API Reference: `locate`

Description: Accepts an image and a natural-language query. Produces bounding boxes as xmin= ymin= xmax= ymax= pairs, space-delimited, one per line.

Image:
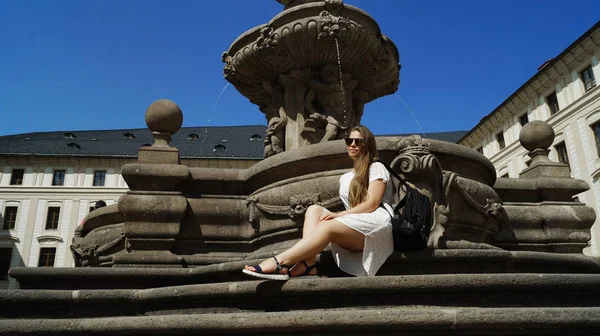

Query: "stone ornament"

xmin=223 ymin=0 xmax=400 ymax=153
xmin=144 ymin=99 xmax=183 ymax=147
xmin=390 ymin=135 xmax=503 ymax=249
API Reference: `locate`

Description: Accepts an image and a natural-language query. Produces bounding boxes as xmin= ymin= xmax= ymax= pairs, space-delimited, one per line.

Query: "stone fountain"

xmin=3 ymin=1 xmax=600 ymax=334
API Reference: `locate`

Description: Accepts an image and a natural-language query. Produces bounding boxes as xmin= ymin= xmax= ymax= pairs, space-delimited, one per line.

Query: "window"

xmin=500 ymin=173 xmax=509 ymax=178
xmin=38 ymin=248 xmax=56 ymax=267
xmin=554 ymin=141 xmax=570 ymax=169
xmin=581 ymin=65 xmax=596 ymax=92
xmin=250 ymin=134 xmax=262 ymax=141
xmin=52 ymin=170 xmax=66 ymax=186
xmin=10 ymin=169 xmax=24 ymax=185
xmin=123 ymin=132 xmax=135 ymax=139
xmin=67 ymin=142 xmax=81 ymax=149
xmin=592 ymin=121 xmax=600 ymax=157
xmin=496 ymin=132 xmax=505 ymax=150
xmin=476 ymin=147 xmax=483 ymax=154
xmin=2 ymin=206 xmax=18 ymax=230
xmin=93 ymin=171 xmax=106 ymax=186
xmin=0 ymin=248 xmax=12 ymax=280
xmin=63 ymin=132 xmax=76 ymax=139
xmin=519 ymin=113 xmax=529 ymax=126
xmin=213 ymin=144 xmax=226 ymax=152
xmin=187 ymin=133 xmax=199 ymax=140
xmin=45 ymin=207 xmax=60 ymax=230
xmin=546 ymin=92 xmax=560 ymax=115
xmin=89 ymin=206 xmax=95 ymax=213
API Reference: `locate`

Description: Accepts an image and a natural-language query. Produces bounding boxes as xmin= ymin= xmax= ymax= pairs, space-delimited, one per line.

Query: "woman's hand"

xmin=322 ymin=212 xmax=343 ymax=221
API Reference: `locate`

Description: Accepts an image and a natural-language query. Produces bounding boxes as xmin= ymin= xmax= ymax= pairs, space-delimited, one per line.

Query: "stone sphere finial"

xmin=145 ymin=100 xmax=183 ymax=147
xmin=519 ymin=120 xmax=555 ymax=152
xmin=145 ymin=100 xmax=183 ymax=134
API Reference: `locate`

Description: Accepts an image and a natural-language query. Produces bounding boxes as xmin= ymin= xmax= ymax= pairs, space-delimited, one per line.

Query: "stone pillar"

xmin=116 ymin=100 xmax=190 ymax=267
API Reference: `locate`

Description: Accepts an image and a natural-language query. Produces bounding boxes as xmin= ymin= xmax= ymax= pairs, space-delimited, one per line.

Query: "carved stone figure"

xmin=261 ymin=81 xmax=287 ymax=157
xmin=289 ymin=193 xmax=320 ymax=219
xmin=305 ymin=64 xmax=358 ymax=142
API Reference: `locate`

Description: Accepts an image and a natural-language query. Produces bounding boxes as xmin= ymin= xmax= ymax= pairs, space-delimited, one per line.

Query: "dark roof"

xmin=0 ymin=126 xmax=268 ymax=159
xmin=0 ymin=127 xmax=467 ymax=159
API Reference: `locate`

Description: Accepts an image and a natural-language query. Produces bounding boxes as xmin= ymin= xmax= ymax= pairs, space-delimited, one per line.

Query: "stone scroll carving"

xmin=390 ymin=135 xmax=448 ymax=249
xmin=391 ymin=135 xmax=503 ymax=249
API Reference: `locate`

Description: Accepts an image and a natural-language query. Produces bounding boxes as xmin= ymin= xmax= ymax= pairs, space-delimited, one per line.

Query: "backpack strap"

xmin=374 ymin=159 xmax=406 ymax=185
xmin=374 ymin=159 xmax=408 ymax=213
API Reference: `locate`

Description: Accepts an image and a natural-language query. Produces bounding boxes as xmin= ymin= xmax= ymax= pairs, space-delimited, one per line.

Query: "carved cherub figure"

xmin=305 ymin=64 xmax=358 ymax=142
xmin=261 ymin=81 xmax=287 ymax=157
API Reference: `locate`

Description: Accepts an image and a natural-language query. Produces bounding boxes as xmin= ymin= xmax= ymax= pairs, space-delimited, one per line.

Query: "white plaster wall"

xmin=0 ymin=167 xmax=10 ymax=186
xmin=28 ymin=200 xmax=47 ymax=266
xmin=65 ymin=168 xmax=75 ymax=186
xmin=23 ymin=167 xmax=33 ymax=186
xmin=83 ymin=168 xmax=93 ymax=186
xmin=41 ymin=167 xmax=53 ymax=187
xmin=56 ymin=200 xmax=72 ymax=267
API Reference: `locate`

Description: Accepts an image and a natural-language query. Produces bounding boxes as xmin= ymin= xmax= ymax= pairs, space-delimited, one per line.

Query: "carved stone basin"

xmin=223 ymin=0 xmax=399 ymax=106
xmin=222 ymin=0 xmax=400 ymax=152
xmin=73 ymin=134 xmax=508 ymax=267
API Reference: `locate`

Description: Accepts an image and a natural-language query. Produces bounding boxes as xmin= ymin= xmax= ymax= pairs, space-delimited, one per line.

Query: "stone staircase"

xmin=2 ymin=273 xmax=600 ymax=335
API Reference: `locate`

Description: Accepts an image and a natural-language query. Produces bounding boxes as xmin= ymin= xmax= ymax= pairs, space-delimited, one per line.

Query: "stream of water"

xmin=334 ymin=38 xmax=348 ymax=134
xmin=394 ymin=93 xmax=425 ymax=137
xmin=200 ymin=83 xmax=230 ymax=157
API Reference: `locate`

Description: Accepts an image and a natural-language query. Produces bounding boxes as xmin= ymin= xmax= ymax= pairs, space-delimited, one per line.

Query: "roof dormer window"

xmin=250 ymin=134 xmax=262 ymax=141
xmin=63 ymin=132 xmax=76 ymax=139
xmin=67 ymin=142 xmax=81 ymax=149
xmin=188 ymin=133 xmax=199 ymax=140
xmin=123 ymin=132 xmax=135 ymax=139
xmin=213 ymin=144 xmax=226 ymax=152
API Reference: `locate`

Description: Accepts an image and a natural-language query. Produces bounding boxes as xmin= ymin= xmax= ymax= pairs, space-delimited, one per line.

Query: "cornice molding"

xmin=37 ymin=235 xmax=63 ymax=243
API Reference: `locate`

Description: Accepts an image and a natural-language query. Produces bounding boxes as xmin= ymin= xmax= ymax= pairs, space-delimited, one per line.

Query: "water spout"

xmin=394 ymin=93 xmax=425 ymax=137
xmin=334 ymin=38 xmax=347 ymax=134
xmin=200 ymin=83 xmax=230 ymax=157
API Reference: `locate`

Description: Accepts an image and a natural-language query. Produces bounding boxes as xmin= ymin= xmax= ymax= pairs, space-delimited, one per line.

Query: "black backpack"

xmin=375 ymin=160 xmax=433 ymax=250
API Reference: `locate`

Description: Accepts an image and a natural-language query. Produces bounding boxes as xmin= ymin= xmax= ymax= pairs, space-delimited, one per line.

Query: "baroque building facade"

xmin=0 ymin=126 xmax=267 ymax=289
xmin=459 ymin=21 xmax=600 ymax=255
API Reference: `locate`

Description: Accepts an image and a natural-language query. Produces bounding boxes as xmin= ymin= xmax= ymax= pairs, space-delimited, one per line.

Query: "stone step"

xmin=2 ymin=273 xmax=600 ymax=319
xmin=1 ymin=307 xmax=600 ymax=335
xmin=10 ymin=250 xmax=600 ymax=290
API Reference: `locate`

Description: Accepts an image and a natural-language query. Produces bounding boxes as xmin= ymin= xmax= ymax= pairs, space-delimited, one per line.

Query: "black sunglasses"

xmin=344 ymin=137 xmax=365 ymax=146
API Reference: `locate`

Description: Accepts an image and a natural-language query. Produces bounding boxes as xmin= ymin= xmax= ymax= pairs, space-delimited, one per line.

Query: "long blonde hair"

xmin=348 ymin=125 xmax=378 ymax=207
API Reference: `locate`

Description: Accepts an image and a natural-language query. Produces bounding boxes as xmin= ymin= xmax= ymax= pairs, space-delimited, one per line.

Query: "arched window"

xmin=123 ymin=132 xmax=135 ymax=139
xmin=63 ymin=132 xmax=76 ymax=139
xmin=67 ymin=142 xmax=81 ymax=150
xmin=250 ymin=134 xmax=262 ymax=141
xmin=188 ymin=133 xmax=199 ymax=140
xmin=213 ymin=144 xmax=226 ymax=152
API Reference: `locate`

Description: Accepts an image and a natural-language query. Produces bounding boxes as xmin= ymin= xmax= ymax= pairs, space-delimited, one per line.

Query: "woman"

xmin=243 ymin=125 xmax=394 ymax=279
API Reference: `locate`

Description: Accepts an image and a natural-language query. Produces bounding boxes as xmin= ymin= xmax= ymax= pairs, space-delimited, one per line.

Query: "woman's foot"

xmin=289 ymin=260 xmax=318 ymax=278
xmin=242 ymin=256 xmax=291 ymax=280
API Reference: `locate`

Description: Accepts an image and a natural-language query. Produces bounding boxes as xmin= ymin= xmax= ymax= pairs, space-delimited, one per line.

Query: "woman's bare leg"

xmin=245 ymin=219 xmax=364 ymax=274
xmin=288 ymin=205 xmax=330 ymax=276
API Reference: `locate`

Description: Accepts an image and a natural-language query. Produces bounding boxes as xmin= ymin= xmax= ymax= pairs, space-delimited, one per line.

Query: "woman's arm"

xmin=323 ymin=179 xmax=386 ymax=220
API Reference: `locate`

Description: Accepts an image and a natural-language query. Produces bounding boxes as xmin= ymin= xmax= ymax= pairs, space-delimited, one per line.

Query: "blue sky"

xmin=1 ymin=0 xmax=599 ymax=137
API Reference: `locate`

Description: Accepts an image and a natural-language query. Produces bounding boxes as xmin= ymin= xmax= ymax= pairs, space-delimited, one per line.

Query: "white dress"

xmin=330 ymin=161 xmax=394 ymax=276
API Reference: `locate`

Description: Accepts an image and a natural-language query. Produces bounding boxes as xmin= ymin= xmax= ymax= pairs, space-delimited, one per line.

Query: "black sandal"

xmin=292 ymin=261 xmax=318 ymax=278
xmin=242 ymin=256 xmax=291 ymax=280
